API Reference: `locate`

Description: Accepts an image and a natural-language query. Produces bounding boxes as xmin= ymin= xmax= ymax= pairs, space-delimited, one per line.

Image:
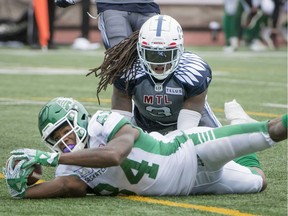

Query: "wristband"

xmin=177 ymin=109 xmax=201 ymax=130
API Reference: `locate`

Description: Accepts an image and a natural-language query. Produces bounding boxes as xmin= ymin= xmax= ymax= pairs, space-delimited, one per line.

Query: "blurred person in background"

xmin=70 ymin=0 xmax=101 ymax=50
xmin=222 ymin=0 xmax=243 ymax=52
xmin=266 ymin=0 xmax=286 ymax=48
xmin=0 ymin=0 xmax=55 ymax=50
xmin=242 ymin=0 xmax=276 ymax=51
xmin=55 ymin=0 xmax=160 ymax=49
xmin=279 ymin=0 xmax=288 ymax=42
xmin=223 ymin=0 xmax=278 ymax=52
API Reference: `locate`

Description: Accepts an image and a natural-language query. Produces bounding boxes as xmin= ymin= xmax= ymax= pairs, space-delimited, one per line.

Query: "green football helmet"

xmin=38 ymin=97 xmax=90 ymax=153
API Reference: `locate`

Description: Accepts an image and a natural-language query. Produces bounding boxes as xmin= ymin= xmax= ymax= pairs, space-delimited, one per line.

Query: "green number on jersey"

xmin=121 ymin=159 xmax=159 ymax=184
xmin=92 ymin=159 xmax=159 ymax=195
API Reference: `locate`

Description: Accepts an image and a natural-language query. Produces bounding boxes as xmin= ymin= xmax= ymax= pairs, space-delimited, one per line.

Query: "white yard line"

xmin=194 ymin=51 xmax=287 ymax=58
xmin=0 ymin=49 xmax=104 ymax=57
xmin=0 ymin=67 xmax=226 ymax=76
xmin=262 ymin=103 xmax=288 ymax=109
xmin=215 ymin=77 xmax=287 ymax=87
xmin=0 ymin=66 xmax=286 ymax=91
xmin=0 ymin=67 xmax=89 ymax=75
xmin=0 ymin=98 xmax=108 ymax=110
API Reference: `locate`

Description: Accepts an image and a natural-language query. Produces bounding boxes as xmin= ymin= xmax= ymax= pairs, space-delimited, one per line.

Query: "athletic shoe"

xmin=71 ymin=37 xmax=100 ymax=50
xmin=250 ymin=39 xmax=267 ymax=52
xmin=225 ymin=99 xmax=258 ymax=125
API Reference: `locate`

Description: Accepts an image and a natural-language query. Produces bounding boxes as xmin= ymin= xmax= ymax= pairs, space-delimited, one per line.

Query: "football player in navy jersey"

xmin=88 ymin=15 xmax=270 ymax=191
xmin=89 ymin=15 xmax=221 ymax=134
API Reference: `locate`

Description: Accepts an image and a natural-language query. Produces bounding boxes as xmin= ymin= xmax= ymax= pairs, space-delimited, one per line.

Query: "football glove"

xmin=3 ymin=156 xmax=34 ymax=199
xmin=55 ymin=0 xmax=75 ymax=8
xmin=11 ymin=148 xmax=59 ymax=168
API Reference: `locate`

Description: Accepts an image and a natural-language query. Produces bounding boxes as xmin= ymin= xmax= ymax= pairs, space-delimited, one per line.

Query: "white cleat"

xmin=224 ymin=99 xmax=258 ymax=125
xmin=71 ymin=37 xmax=101 ymax=50
xmin=249 ymin=39 xmax=267 ymax=52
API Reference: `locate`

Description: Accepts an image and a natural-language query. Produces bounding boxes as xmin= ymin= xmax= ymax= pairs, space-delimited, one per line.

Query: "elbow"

xmin=109 ymin=151 xmax=128 ymax=166
xmin=111 ymin=154 xmax=126 ymax=166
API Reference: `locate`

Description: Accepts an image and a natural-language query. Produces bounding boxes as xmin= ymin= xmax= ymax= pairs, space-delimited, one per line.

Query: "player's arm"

xmin=111 ymin=85 xmax=133 ymax=114
xmin=4 ymin=158 xmax=88 ymax=199
xmin=59 ymin=124 xmax=138 ymax=167
xmin=15 ymin=124 xmax=138 ymax=168
xmin=25 ymin=175 xmax=88 ymax=199
xmin=182 ymin=89 xmax=207 ymax=112
xmin=12 ymin=122 xmax=138 ymax=169
xmin=177 ymin=89 xmax=207 ymax=130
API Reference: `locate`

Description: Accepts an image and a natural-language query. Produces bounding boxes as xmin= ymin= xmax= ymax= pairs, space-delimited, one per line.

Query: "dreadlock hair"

xmin=87 ymin=30 xmax=140 ymax=104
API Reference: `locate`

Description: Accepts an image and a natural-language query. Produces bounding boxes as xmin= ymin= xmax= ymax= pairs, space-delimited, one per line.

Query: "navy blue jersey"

xmin=114 ymin=51 xmax=212 ymax=133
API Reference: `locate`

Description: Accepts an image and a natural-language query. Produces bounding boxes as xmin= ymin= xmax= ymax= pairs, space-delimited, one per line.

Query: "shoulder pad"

xmin=174 ymin=52 xmax=211 ymax=86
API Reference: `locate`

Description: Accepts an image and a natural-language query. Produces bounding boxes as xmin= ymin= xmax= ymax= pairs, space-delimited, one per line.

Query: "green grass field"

xmin=0 ymin=46 xmax=287 ymax=216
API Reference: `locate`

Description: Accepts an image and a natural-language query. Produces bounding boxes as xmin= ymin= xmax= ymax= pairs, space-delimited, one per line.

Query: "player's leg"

xmin=224 ymin=99 xmax=267 ymax=190
xmin=188 ymin=113 xmax=287 ymax=171
xmin=98 ymin=10 xmax=133 ymax=49
xmin=130 ymin=12 xmax=158 ymax=32
xmin=191 ymin=160 xmax=263 ymax=194
xmin=233 ymin=154 xmax=267 ymax=190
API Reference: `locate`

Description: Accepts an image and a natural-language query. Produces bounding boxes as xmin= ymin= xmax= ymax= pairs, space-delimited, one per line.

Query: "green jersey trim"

xmin=133 ymin=130 xmax=189 ymax=156
xmin=188 ymin=122 xmax=269 ymax=145
xmin=107 ymin=118 xmax=131 ymax=142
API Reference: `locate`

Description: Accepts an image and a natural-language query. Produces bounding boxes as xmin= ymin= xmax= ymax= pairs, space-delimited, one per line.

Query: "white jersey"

xmin=55 ymin=111 xmax=267 ymax=195
xmin=56 ymin=110 xmax=198 ymax=196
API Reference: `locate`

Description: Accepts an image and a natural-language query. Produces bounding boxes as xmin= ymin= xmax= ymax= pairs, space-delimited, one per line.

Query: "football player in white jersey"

xmin=88 ymin=15 xmax=268 ymax=191
xmin=4 ymin=97 xmax=287 ymax=199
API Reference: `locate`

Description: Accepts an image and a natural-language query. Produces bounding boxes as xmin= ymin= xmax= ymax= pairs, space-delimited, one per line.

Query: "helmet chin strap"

xmin=148 ymin=74 xmax=167 ymax=92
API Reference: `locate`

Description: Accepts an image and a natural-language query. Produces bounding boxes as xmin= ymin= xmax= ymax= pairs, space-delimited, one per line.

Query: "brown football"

xmin=14 ymin=160 xmax=43 ymax=186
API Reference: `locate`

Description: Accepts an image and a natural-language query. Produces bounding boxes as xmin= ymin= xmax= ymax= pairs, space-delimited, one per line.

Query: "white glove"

xmin=3 ymin=156 xmax=34 ymax=199
xmin=11 ymin=148 xmax=59 ymax=168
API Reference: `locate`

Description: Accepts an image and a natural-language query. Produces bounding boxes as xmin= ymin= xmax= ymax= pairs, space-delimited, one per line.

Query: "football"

xmin=14 ymin=160 xmax=43 ymax=186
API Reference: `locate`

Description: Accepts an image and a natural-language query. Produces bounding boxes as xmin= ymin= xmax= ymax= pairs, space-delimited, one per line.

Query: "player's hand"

xmin=3 ymin=156 xmax=34 ymax=199
xmin=55 ymin=0 xmax=75 ymax=8
xmin=11 ymin=148 xmax=59 ymax=168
